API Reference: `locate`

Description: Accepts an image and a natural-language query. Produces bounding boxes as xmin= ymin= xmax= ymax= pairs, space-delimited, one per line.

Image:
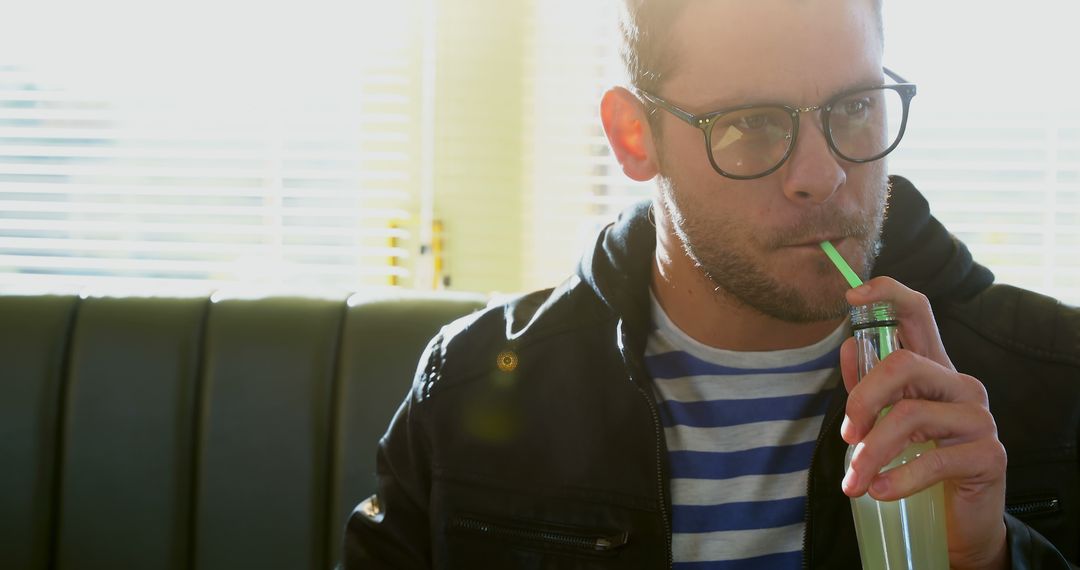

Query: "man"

xmin=345 ymin=0 xmax=1079 ymax=567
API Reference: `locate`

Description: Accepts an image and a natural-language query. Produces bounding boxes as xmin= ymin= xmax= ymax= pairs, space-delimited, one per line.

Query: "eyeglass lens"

xmin=708 ymin=87 xmax=905 ymax=177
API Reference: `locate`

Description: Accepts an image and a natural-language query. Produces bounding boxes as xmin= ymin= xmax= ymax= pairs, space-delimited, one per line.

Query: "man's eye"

xmin=841 ymin=98 xmax=872 ymax=118
xmin=734 ymin=113 xmax=771 ymax=131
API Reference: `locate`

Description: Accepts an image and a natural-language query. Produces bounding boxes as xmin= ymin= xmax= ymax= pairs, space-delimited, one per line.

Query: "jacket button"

xmin=496 ymin=350 xmax=518 ymax=372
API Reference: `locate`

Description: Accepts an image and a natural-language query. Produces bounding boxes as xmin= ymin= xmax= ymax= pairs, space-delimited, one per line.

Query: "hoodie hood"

xmin=576 ymin=175 xmax=995 ymax=326
xmin=872 ymin=176 xmax=995 ymax=300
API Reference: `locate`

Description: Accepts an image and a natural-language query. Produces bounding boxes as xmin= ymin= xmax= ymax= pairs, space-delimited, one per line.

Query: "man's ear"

xmin=600 ymin=87 xmax=660 ymax=182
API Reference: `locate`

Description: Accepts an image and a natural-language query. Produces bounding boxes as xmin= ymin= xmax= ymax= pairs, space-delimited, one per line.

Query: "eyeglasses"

xmin=637 ymin=67 xmax=917 ymax=180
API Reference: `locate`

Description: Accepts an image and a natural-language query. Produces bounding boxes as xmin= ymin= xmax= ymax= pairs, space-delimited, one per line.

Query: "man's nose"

xmin=779 ymin=116 xmax=846 ymax=204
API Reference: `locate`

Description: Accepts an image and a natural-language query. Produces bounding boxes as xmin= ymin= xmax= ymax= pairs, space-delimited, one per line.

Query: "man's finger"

xmin=842 ymin=398 xmax=997 ymax=496
xmin=863 ymin=439 xmax=1008 ymax=502
xmin=845 ymin=276 xmax=954 ymax=371
xmin=839 ymin=336 xmax=859 ymax=393
xmin=843 ymin=351 xmax=988 ymax=443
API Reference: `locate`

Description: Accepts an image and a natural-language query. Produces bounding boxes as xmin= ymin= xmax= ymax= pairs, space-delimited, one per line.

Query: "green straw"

xmin=819 ymin=241 xmax=863 ymax=288
xmin=820 ymin=240 xmax=893 ymax=383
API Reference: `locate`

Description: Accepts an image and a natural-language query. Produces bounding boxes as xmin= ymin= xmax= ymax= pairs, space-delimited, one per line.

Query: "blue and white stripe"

xmin=646 ymin=293 xmax=846 ymax=569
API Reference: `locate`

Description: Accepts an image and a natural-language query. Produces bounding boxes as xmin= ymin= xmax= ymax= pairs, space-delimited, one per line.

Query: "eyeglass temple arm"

xmin=883 ymin=66 xmax=910 ymax=84
xmin=637 ymin=90 xmax=699 ymax=125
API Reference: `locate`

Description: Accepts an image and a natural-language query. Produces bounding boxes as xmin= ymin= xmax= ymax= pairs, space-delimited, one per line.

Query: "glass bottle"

xmin=846 ymin=301 xmax=949 ymax=569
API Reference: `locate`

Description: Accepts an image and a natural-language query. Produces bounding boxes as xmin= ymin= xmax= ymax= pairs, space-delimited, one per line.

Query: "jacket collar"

xmin=576 ymin=174 xmax=996 ymax=327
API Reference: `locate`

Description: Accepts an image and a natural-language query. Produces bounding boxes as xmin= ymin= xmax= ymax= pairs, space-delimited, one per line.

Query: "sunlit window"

xmin=883 ymin=1 xmax=1080 ymax=304
xmin=0 ymin=0 xmax=425 ymax=295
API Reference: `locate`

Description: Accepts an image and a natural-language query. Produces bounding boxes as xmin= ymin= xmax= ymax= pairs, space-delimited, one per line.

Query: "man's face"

xmin=652 ymin=0 xmax=889 ymax=323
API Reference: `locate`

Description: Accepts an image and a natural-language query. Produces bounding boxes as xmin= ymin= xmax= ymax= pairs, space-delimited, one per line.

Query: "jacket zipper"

xmin=1005 ymin=497 xmax=1060 ymax=518
xmin=801 ymin=388 xmax=846 ymax=570
xmin=618 ymin=320 xmax=673 ymax=569
xmin=448 ymin=516 xmax=628 ymax=552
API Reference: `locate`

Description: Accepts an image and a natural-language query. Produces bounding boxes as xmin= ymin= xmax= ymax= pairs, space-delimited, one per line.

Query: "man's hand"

xmin=839 ymin=276 xmax=1009 ymax=570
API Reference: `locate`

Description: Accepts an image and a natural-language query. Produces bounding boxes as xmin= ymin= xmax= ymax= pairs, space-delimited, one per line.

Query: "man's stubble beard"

xmin=656 ymin=171 xmax=889 ymax=324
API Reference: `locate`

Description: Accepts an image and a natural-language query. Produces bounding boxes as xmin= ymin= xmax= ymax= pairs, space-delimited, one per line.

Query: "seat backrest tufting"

xmin=0 ymin=292 xmax=485 ymax=570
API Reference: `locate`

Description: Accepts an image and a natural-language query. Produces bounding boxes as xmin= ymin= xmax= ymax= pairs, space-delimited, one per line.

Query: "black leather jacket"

xmin=345 ymin=176 xmax=1079 ymax=569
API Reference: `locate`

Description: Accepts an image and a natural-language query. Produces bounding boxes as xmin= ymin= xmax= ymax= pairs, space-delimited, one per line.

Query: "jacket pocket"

xmin=445 ymin=513 xmax=629 ymax=568
xmin=449 ymin=514 xmax=629 ymax=553
xmin=1005 ymin=495 xmax=1061 ymax=520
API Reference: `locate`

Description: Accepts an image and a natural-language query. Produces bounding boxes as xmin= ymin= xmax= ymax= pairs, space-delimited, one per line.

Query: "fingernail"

xmin=842 ymin=468 xmax=858 ymax=492
xmin=840 ymin=415 xmax=856 ymax=443
xmin=852 ymin=283 xmax=871 ymax=295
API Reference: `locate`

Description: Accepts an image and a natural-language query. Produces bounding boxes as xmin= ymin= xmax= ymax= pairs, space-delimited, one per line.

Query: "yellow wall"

xmin=431 ymin=0 xmax=529 ymax=294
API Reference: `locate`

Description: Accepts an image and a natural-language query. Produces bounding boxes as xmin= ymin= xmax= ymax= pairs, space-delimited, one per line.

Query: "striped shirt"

xmin=645 ymin=293 xmax=845 ymax=569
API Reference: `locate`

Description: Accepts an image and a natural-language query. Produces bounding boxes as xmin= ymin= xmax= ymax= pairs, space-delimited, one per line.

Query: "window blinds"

xmin=0 ymin=1 xmax=423 ymax=295
xmin=883 ymin=1 xmax=1080 ymax=305
xmin=523 ymin=0 xmax=652 ymax=289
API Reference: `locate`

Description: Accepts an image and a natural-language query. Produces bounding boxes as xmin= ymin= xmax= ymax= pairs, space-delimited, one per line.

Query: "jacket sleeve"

xmin=1006 ymin=513 xmax=1079 ymax=569
xmin=342 ymin=337 xmax=441 ymax=569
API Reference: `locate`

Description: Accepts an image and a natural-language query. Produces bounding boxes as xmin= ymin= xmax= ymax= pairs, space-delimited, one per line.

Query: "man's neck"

xmin=650 ymin=247 xmax=845 ymax=352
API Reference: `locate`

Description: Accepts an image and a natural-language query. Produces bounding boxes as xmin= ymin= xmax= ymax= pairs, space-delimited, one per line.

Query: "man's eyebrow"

xmin=831 ymin=74 xmax=890 ymax=95
xmin=694 ymin=74 xmax=886 ymax=112
xmin=691 ymin=92 xmax=759 ymax=113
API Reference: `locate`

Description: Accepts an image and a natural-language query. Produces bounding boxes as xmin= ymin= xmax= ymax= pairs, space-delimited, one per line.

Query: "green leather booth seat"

xmin=0 ymin=291 xmax=487 ymax=570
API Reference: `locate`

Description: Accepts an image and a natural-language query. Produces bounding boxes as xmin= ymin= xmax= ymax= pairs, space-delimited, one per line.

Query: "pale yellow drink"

xmin=847 ymin=301 xmax=949 ymax=569
xmin=846 ymin=441 xmax=949 ymax=569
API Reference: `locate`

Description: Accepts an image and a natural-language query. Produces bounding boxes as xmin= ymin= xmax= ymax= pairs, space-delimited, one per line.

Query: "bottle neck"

xmin=850 ymin=301 xmax=901 ymax=379
xmin=850 ymin=301 xmax=897 ymax=330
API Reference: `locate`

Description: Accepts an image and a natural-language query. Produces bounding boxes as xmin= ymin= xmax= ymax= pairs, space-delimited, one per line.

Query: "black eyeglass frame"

xmin=637 ymin=67 xmax=917 ymax=180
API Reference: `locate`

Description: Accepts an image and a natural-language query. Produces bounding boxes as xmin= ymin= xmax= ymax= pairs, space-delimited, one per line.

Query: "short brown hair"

xmin=617 ymin=0 xmax=690 ymax=96
xmin=618 ymin=0 xmax=884 ymax=95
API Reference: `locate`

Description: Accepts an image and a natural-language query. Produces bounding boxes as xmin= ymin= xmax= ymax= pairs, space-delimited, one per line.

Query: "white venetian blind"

xmin=523 ymin=0 xmax=652 ymax=289
xmin=0 ymin=0 xmax=425 ymax=295
xmin=883 ymin=0 xmax=1080 ymax=305
xmin=524 ymin=0 xmax=1080 ymax=306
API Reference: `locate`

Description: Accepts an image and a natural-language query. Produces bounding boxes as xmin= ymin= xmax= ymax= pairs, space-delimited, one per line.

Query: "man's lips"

xmin=786 ymin=236 xmax=847 ymax=248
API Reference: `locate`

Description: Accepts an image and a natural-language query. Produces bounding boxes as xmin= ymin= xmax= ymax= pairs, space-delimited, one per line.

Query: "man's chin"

xmin=767 ymin=267 xmax=854 ymax=322
xmin=689 ymin=240 xmax=864 ymax=323
xmin=764 ymin=293 xmax=850 ymax=324
xmin=799 ymin=291 xmax=853 ymax=322
xmin=709 ymin=273 xmax=851 ymax=324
